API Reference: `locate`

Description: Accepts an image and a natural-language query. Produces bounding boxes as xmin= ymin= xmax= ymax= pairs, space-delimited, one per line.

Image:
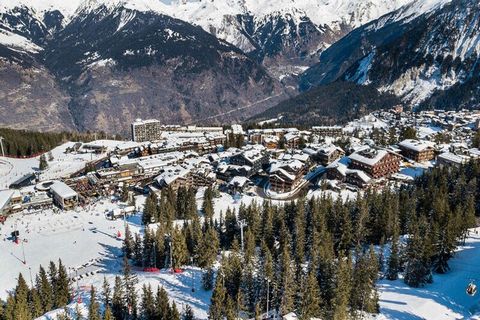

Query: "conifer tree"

xmin=36 ymin=265 xmax=53 ymax=313
xmin=332 ymin=255 xmax=352 ymax=320
xmin=141 ymin=284 xmax=155 ymax=320
xmin=183 ymin=304 xmax=194 ymax=320
xmin=172 ymin=228 xmax=188 ymax=270
xmin=155 ymin=287 xmax=170 ymax=320
xmin=13 ymin=273 xmax=31 ymax=320
xmin=202 ymin=187 xmax=215 ymax=221
xmin=122 ymin=257 xmax=138 ymax=319
xmin=209 ymin=269 xmax=226 ymax=320
xmin=124 ymin=225 xmax=134 ymax=259
xmin=29 ymin=288 xmax=44 ymax=318
xmin=56 ymin=260 xmax=71 ymax=307
xmin=39 ymin=154 xmax=48 ymax=171
xmin=112 ymin=276 xmax=124 ymax=320
xmin=143 ymin=193 xmax=157 ymax=225
xmin=4 ymin=293 xmax=15 ymax=320
xmin=102 ymin=277 xmax=111 ymax=307
xmin=300 ymin=269 xmax=323 ymax=319
xmin=103 ymin=306 xmax=113 ymax=320
xmin=386 ymin=216 xmax=401 ymax=281
xmin=169 ymin=302 xmax=181 ymax=320
xmin=88 ymin=286 xmax=101 ymax=320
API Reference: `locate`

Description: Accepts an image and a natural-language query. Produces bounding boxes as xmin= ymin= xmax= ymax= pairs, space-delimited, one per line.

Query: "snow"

xmin=379 ymin=228 xmax=480 ymax=320
xmin=0 ymin=29 xmax=42 ymax=53
xmin=0 ymin=196 xmax=212 ymax=319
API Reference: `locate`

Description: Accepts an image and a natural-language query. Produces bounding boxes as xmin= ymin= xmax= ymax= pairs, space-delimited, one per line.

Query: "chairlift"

xmin=467 ymin=280 xmax=477 ymax=296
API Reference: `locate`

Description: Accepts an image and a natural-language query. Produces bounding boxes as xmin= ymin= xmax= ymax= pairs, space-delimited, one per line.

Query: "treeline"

xmin=0 ymin=128 xmax=119 ymax=157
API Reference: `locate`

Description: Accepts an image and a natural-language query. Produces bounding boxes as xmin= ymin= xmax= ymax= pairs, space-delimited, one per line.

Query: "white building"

xmin=50 ymin=182 xmax=78 ymax=209
xmin=131 ymin=119 xmax=163 ymax=142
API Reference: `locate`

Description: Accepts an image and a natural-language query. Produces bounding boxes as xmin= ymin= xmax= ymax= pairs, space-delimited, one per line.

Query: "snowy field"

xmin=0 ymin=141 xmax=109 ymax=189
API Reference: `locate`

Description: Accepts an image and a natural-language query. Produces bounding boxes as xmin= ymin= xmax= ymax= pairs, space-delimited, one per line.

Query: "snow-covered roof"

xmin=437 ymin=152 xmax=469 ymax=165
xmin=398 ymin=139 xmax=435 ymax=152
xmin=0 ymin=190 xmax=14 ymax=211
xmin=50 ymin=182 xmax=77 ymax=199
xmin=228 ymin=176 xmax=250 ymax=188
xmin=349 ymin=149 xmax=389 ymax=166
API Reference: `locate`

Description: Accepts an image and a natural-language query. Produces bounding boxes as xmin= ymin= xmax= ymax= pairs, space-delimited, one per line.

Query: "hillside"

xmin=251 ymin=81 xmax=401 ymax=125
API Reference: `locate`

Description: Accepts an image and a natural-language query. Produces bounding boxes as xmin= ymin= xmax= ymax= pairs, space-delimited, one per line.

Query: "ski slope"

xmin=379 ymin=228 xmax=480 ymax=320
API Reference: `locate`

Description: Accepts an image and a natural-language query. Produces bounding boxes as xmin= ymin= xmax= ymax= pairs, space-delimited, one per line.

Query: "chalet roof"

xmin=349 ymin=149 xmax=389 ymax=166
xmin=398 ymin=139 xmax=435 ymax=152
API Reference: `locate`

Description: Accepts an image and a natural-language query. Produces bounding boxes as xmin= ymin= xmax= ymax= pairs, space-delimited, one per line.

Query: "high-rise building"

xmin=131 ymin=119 xmax=162 ymax=142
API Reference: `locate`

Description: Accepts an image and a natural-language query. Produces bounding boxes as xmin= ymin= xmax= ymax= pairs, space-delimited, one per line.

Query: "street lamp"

xmin=238 ymin=219 xmax=247 ymax=252
xmin=266 ymin=278 xmax=271 ymax=319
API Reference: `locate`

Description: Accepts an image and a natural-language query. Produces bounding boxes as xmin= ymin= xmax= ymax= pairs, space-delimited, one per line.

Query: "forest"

xmin=1 ymin=161 xmax=479 ymax=319
xmin=0 ymin=128 xmax=117 ymax=157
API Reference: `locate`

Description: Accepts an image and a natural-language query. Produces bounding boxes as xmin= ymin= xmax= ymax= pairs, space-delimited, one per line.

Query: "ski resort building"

xmin=398 ymin=139 xmax=435 ymax=162
xmin=349 ymin=148 xmax=400 ymax=179
xmin=131 ymin=119 xmax=163 ymax=142
xmin=50 ymin=182 xmax=78 ymax=209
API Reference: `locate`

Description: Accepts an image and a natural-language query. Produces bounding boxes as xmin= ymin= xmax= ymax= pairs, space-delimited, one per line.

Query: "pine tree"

xmin=172 ymin=228 xmax=188 ymax=270
xmin=278 ymin=240 xmax=295 ymax=316
xmin=202 ymin=187 xmax=215 ymax=221
xmin=209 ymin=270 xmax=226 ymax=320
xmin=404 ymin=218 xmax=432 ymax=288
xmin=141 ymin=284 xmax=155 ymax=320
xmin=332 ymin=255 xmax=352 ymax=320
xmin=386 ymin=216 xmax=401 ymax=281
xmin=183 ymin=304 xmax=194 ymax=320
xmin=169 ymin=302 xmax=181 ymax=320
xmin=29 ymin=288 xmax=43 ymax=318
xmin=56 ymin=260 xmax=71 ymax=307
xmin=133 ymin=233 xmax=143 ymax=266
xmin=102 ymin=277 xmax=111 ymax=307
xmin=36 ymin=265 xmax=53 ymax=313
xmin=155 ymin=286 xmax=170 ymax=320
xmin=300 ymin=269 xmax=323 ymax=319
xmin=13 ymin=273 xmax=31 ymax=320
xmin=103 ymin=306 xmax=114 ymax=320
xmin=197 ymin=227 xmax=219 ymax=269
xmin=39 ymin=154 xmax=48 ymax=171
xmin=143 ymin=193 xmax=158 ymax=225
xmin=4 ymin=294 xmax=15 ymax=320
xmin=112 ymin=276 xmax=124 ymax=320
xmin=88 ymin=286 xmax=101 ymax=320
xmin=124 ymin=225 xmax=134 ymax=259
xmin=122 ymin=257 xmax=138 ymax=319
xmin=48 ymin=261 xmax=58 ymax=306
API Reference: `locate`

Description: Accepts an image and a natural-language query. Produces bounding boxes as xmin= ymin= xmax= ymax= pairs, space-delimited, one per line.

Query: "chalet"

xmin=230 ymin=148 xmax=269 ymax=176
xmin=398 ymin=139 xmax=435 ymax=162
xmin=304 ymin=144 xmax=345 ymax=165
xmin=437 ymin=152 xmax=470 ymax=167
xmin=349 ymin=148 xmax=400 ymax=179
xmin=227 ymin=176 xmax=252 ymax=194
xmin=269 ymin=159 xmax=308 ymax=193
xmin=326 ymin=159 xmax=371 ymax=189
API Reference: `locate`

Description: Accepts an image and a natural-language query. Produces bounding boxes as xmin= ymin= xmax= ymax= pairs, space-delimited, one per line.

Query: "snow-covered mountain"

xmin=0 ymin=0 xmax=414 ymax=69
xmin=299 ymin=0 xmax=480 ymax=110
xmin=0 ymin=1 xmax=288 ymax=133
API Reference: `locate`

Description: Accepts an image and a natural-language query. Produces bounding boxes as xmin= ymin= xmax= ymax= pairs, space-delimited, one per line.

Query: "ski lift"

xmin=467 ymin=280 xmax=477 ymax=296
